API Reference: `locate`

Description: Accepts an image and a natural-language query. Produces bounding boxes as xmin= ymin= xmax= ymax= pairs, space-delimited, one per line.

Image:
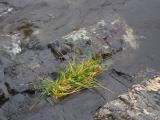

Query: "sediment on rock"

xmin=95 ymin=76 xmax=160 ymax=120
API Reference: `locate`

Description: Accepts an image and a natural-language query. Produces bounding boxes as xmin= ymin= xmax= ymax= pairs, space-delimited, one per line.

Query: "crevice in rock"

xmin=109 ymin=68 xmax=133 ymax=88
xmin=4 ymin=82 xmax=19 ymax=96
xmin=48 ymin=43 xmax=66 ymax=61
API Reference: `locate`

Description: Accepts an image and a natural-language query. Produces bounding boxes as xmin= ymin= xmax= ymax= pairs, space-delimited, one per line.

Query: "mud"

xmin=0 ymin=0 xmax=160 ymax=120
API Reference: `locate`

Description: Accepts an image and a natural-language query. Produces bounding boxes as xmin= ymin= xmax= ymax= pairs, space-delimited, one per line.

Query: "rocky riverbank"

xmin=1 ymin=0 xmax=160 ymax=120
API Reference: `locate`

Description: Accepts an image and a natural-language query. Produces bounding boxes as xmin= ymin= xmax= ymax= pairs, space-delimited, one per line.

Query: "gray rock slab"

xmin=95 ymin=76 xmax=160 ymax=120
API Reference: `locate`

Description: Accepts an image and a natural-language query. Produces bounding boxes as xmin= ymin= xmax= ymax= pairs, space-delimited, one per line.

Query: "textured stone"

xmin=95 ymin=76 xmax=160 ymax=120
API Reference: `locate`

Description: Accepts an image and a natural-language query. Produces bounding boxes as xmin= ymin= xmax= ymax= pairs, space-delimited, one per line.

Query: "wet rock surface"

xmin=95 ymin=76 xmax=160 ymax=120
xmin=0 ymin=0 xmax=160 ymax=120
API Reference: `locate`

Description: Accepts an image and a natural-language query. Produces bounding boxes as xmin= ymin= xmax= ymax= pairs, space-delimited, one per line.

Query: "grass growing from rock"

xmin=35 ymin=57 xmax=112 ymax=101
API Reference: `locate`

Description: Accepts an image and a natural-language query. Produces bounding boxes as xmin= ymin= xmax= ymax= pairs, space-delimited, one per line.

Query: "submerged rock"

xmin=95 ymin=76 xmax=160 ymax=120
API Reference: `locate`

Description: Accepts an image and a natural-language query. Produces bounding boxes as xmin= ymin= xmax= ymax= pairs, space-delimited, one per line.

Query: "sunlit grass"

xmin=34 ymin=57 xmax=112 ymax=100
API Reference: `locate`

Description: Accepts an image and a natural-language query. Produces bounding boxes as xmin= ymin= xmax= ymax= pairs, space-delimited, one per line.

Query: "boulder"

xmin=95 ymin=76 xmax=160 ymax=120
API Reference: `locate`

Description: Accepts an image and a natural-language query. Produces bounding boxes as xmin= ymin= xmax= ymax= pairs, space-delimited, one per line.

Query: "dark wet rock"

xmin=14 ymin=83 xmax=35 ymax=94
xmin=102 ymin=27 xmax=125 ymax=54
xmin=0 ymin=94 xmax=35 ymax=120
xmin=0 ymin=89 xmax=106 ymax=120
xmin=48 ymin=42 xmax=66 ymax=61
xmin=110 ymin=69 xmax=132 ymax=79
xmin=109 ymin=68 xmax=133 ymax=87
xmin=0 ymin=59 xmax=3 ymax=65
xmin=0 ymin=0 xmax=160 ymax=120
xmin=3 ymin=47 xmax=60 ymax=86
xmin=86 ymin=39 xmax=92 ymax=45
xmin=3 ymin=0 xmax=36 ymax=8
xmin=61 ymin=44 xmax=72 ymax=55
xmin=0 ymin=55 xmax=12 ymax=66
xmin=0 ymin=89 xmax=8 ymax=106
xmin=0 ymin=82 xmax=12 ymax=106
xmin=0 ymin=81 xmax=35 ymax=100
xmin=21 ymin=89 xmax=35 ymax=95
xmin=4 ymin=82 xmax=18 ymax=96
xmin=0 ymin=70 xmax=4 ymax=82
xmin=93 ymin=52 xmax=112 ymax=60
xmin=0 ymin=15 xmax=140 ymax=120
xmin=101 ymin=53 xmax=112 ymax=60
xmin=23 ymin=36 xmax=44 ymax=50
xmin=0 ymin=109 xmax=7 ymax=120
xmin=4 ymin=63 xmax=18 ymax=78
xmin=95 ymin=76 xmax=160 ymax=120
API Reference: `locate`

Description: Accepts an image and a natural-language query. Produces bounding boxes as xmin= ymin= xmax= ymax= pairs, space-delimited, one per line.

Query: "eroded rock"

xmin=95 ymin=76 xmax=160 ymax=120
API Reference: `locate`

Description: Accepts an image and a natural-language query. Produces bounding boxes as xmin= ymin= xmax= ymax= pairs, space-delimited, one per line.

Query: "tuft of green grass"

xmin=34 ymin=57 xmax=112 ymax=100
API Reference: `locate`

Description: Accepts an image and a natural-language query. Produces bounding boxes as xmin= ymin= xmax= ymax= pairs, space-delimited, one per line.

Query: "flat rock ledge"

xmin=95 ymin=76 xmax=160 ymax=120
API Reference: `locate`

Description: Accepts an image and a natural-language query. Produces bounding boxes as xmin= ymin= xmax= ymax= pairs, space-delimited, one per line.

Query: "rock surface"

xmin=95 ymin=76 xmax=160 ymax=120
xmin=1 ymin=0 xmax=160 ymax=120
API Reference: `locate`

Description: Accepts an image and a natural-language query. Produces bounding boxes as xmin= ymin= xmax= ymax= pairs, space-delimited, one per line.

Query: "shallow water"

xmin=0 ymin=0 xmax=160 ymax=120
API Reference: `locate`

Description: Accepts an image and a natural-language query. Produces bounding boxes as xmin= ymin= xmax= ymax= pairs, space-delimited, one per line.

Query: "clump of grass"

xmin=35 ymin=57 xmax=112 ymax=101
